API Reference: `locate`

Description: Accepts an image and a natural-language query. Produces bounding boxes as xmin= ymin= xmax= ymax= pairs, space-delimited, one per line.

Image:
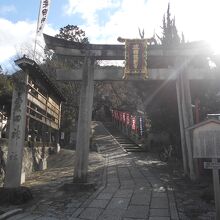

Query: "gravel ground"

xmin=0 ymin=148 xmax=105 ymax=219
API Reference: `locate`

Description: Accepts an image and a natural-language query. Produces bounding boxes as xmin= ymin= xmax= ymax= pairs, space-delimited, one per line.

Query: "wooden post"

xmin=4 ymin=72 xmax=28 ymax=187
xmin=212 ymin=158 xmax=220 ymax=219
xmin=195 ymin=97 xmax=200 ymax=123
xmin=190 ymin=120 xmax=220 ymax=218
xmin=48 ymin=127 xmax=52 ymax=143
xmin=74 ymin=57 xmax=95 ymax=183
xmin=25 ymin=113 xmax=30 ymax=141
xmin=204 ymin=159 xmax=220 ymax=220
xmin=176 ymin=72 xmax=188 ymax=176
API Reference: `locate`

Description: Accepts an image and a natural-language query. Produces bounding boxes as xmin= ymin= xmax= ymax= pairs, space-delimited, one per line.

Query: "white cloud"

xmin=79 ymin=0 xmax=169 ymax=44
xmin=167 ymin=0 xmax=220 ymax=53
xmin=0 ymin=18 xmax=58 ymax=72
xmin=64 ymin=0 xmax=120 ymax=24
xmin=0 ymin=5 xmax=16 ymax=14
xmin=168 ymin=0 xmax=220 ymax=41
xmin=0 ymin=18 xmax=36 ymax=63
xmin=101 ymin=0 xmax=167 ymax=40
xmin=2 ymin=0 xmax=220 ymax=72
xmin=63 ymin=0 xmax=220 ymax=48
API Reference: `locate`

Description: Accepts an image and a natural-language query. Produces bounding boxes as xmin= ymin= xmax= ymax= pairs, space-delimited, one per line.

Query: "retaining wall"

xmin=0 ymin=138 xmax=57 ymax=186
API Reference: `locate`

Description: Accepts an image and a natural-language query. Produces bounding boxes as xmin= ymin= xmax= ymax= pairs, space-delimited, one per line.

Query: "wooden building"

xmin=15 ymin=57 xmax=65 ymax=147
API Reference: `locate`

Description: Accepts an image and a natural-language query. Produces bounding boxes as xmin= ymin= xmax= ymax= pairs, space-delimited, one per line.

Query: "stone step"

xmin=123 ymin=146 xmax=140 ymax=149
xmin=103 ymin=122 xmax=145 ymax=153
xmin=118 ymin=142 xmax=134 ymax=145
xmin=125 ymin=149 xmax=145 ymax=152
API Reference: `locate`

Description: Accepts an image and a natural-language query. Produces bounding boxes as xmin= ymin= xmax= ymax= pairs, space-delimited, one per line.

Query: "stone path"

xmin=6 ymin=122 xmax=179 ymax=220
xmin=69 ymin=122 xmax=179 ymax=220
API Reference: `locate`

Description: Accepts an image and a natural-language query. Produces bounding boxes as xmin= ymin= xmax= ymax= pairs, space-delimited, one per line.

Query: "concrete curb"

xmin=168 ymin=190 xmax=180 ymax=220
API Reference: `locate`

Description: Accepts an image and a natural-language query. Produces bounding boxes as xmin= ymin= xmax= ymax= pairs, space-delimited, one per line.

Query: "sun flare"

xmin=209 ymin=36 xmax=220 ymax=55
xmin=170 ymin=0 xmax=220 ymax=54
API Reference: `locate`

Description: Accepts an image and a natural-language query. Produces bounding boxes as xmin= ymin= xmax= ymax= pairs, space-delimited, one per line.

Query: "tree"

xmin=47 ymin=25 xmax=89 ymax=145
xmin=55 ymin=25 xmax=89 ymax=44
xmin=0 ymin=68 xmax=13 ymax=117
xmin=157 ymin=3 xmax=180 ymax=47
xmin=44 ymin=25 xmax=89 ymax=71
xmin=0 ymin=66 xmax=3 ymax=75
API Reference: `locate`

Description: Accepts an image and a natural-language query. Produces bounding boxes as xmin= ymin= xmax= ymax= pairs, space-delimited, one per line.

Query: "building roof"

xmin=14 ymin=56 xmax=66 ymax=102
xmin=187 ymin=119 xmax=220 ymax=130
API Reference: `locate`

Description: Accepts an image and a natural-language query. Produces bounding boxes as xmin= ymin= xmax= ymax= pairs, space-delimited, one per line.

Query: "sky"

xmin=1 ymin=0 xmax=220 ymax=72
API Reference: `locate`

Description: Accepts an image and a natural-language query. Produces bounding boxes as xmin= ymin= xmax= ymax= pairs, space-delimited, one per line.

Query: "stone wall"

xmin=0 ymin=138 xmax=55 ymax=186
xmin=0 ymin=138 xmax=7 ymax=163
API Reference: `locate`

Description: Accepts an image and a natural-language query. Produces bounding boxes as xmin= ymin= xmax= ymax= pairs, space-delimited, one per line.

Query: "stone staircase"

xmin=103 ymin=122 xmax=146 ymax=153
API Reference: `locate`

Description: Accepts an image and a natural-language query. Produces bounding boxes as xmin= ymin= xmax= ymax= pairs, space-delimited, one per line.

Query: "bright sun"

xmin=209 ymin=36 xmax=220 ymax=55
xmin=171 ymin=0 xmax=220 ymax=54
xmin=197 ymin=2 xmax=220 ymax=54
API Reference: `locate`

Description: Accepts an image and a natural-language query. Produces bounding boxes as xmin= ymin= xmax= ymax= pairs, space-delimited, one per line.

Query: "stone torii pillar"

xmin=175 ymin=58 xmax=199 ymax=180
xmin=74 ymin=56 xmax=95 ymax=182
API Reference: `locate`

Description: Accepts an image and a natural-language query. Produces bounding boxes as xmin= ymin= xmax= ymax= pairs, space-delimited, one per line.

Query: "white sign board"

xmin=190 ymin=120 xmax=220 ymax=158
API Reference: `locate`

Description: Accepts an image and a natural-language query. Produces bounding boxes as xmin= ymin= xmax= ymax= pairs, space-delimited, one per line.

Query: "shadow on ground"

xmin=0 ymin=149 xmax=105 ymax=219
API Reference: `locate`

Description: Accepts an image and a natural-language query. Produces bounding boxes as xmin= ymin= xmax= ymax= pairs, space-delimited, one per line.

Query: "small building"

xmin=15 ymin=56 xmax=66 ymax=147
xmin=188 ymin=119 xmax=220 ymax=158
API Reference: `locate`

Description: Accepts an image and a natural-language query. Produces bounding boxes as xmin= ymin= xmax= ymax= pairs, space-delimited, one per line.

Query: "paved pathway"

xmin=70 ymin=122 xmax=179 ymax=220
xmin=6 ymin=122 xmax=179 ymax=220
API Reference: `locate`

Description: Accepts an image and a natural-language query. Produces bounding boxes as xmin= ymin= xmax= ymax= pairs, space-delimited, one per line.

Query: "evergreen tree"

xmin=181 ymin=32 xmax=185 ymax=43
xmin=158 ymin=3 xmax=180 ymax=47
xmin=55 ymin=25 xmax=89 ymax=44
xmin=0 ymin=72 xmax=12 ymax=117
xmin=0 ymin=65 xmax=3 ymax=74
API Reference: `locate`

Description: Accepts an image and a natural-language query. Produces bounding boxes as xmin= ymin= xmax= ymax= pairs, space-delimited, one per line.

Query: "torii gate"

xmin=44 ymin=34 xmax=214 ymax=181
